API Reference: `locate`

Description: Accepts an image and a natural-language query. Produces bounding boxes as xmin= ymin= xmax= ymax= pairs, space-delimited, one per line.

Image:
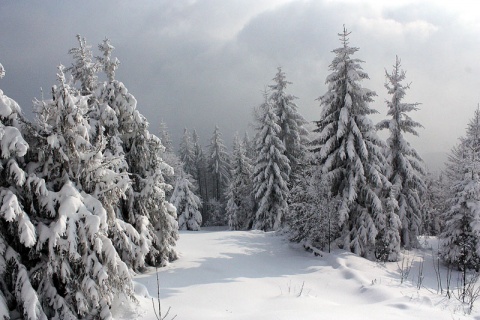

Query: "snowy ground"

xmin=113 ymin=228 xmax=480 ymax=319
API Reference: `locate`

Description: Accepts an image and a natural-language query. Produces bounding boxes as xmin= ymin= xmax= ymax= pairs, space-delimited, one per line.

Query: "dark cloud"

xmin=0 ymin=0 xmax=479 ymax=161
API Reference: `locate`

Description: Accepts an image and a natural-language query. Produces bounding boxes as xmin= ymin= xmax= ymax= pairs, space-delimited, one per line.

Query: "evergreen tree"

xmin=225 ymin=190 xmax=240 ymax=230
xmin=66 ymin=34 xmax=99 ymax=96
xmin=30 ymin=66 xmax=133 ymax=319
xmin=441 ymin=170 xmax=480 ymax=270
xmin=464 ymin=106 xmax=480 ymax=170
xmin=207 ymin=125 xmax=230 ymax=202
xmin=443 ymin=142 xmax=472 ymax=224
xmin=241 ymin=132 xmax=256 ymax=228
xmin=127 ymin=132 xmax=179 ymax=265
xmin=171 ymin=173 xmax=202 ymax=231
xmin=95 ymin=39 xmax=178 ymax=266
xmin=269 ymin=67 xmax=309 ymax=181
xmin=175 ymin=128 xmax=202 ymax=225
xmin=422 ymin=172 xmax=446 ymax=236
xmin=441 ymin=108 xmax=480 ymax=270
xmin=0 ymin=38 xmax=180 ymax=319
xmin=243 ymin=131 xmax=256 ymax=160
xmin=444 ymin=142 xmax=469 ymax=206
xmin=226 ymin=135 xmax=254 ymax=230
xmin=97 ymin=37 xmax=120 ymax=83
xmin=85 ymin=40 xmax=155 ymax=272
xmin=0 ymin=66 xmax=47 ymax=319
xmin=158 ymin=121 xmax=174 ymax=154
xmin=377 ymin=56 xmax=425 ymax=249
xmin=103 ymin=81 xmax=177 ymax=265
xmin=179 ymin=128 xmax=196 ymax=177
xmin=192 ymin=129 xmax=208 ymax=218
xmin=374 ymin=186 xmax=402 ymax=261
xmin=287 ymin=167 xmax=340 ymax=252
xmin=311 ymin=27 xmax=387 ymax=257
xmin=252 ymin=96 xmax=290 ymax=231
xmin=157 ymin=121 xmax=183 ymax=198
xmin=206 ymin=198 xmax=226 ymax=226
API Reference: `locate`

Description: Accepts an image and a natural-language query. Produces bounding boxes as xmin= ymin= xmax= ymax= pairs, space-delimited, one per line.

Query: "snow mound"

xmin=133 ymin=281 xmax=151 ymax=298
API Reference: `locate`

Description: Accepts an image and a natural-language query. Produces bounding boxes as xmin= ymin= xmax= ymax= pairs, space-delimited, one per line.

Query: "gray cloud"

xmin=0 ymin=0 xmax=479 ymax=165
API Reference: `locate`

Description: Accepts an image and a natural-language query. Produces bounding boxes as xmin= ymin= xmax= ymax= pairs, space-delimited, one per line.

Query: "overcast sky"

xmin=1 ymin=0 xmax=479 ymax=169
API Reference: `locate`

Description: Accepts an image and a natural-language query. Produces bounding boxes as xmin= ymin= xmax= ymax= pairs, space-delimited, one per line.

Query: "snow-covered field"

xmin=114 ymin=228 xmax=480 ymax=319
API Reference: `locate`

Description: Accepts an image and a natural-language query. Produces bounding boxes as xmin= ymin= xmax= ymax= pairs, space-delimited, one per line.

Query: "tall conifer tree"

xmin=95 ymin=38 xmax=178 ymax=266
xmin=441 ymin=108 xmax=480 ymax=270
xmin=192 ymin=129 xmax=208 ymax=217
xmin=179 ymin=128 xmax=196 ymax=178
xmin=31 ymin=66 xmax=133 ymax=319
xmin=171 ymin=173 xmax=202 ymax=231
xmin=207 ymin=125 xmax=230 ymax=201
xmin=158 ymin=121 xmax=174 ymax=154
xmin=269 ymin=67 xmax=309 ymax=181
xmin=311 ymin=27 xmax=387 ymax=256
xmin=226 ymin=135 xmax=254 ymax=230
xmin=377 ymin=56 xmax=425 ymax=250
xmin=252 ymin=96 xmax=290 ymax=231
xmin=0 ymin=65 xmax=47 ymax=319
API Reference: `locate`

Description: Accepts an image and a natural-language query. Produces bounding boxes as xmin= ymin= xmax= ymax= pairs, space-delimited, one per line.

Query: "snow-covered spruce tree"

xmin=171 ymin=173 xmax=202 ymax=231
xmin=179 ymin=128 xmax=196 ymax=178
xmin=126 ymin=132 xmax=179 ymax=266
xmin=177 ymin=128 xmax=202 ymax=209
xmin=441 ymin=108 xmax=480 ymax=270
xmin=287 ymin=166 xmax=340 ymax=252
xmin=95 ymin=38 xmax=167 ymax=271
xmin=441 ymin=170 xmax=480 ymax=270
xmin=226 ymin=135 xmax=254 ymax=230
xmin=158 ymin=120 xmax=174 ymax=154
xmin=422 ymin=172 xmax=447 ymax=236
xmin=377 ymin=56 xmax=425 ymax=250
xmin=94 ymin=39 xmax=126 ymax=176
xmin=192 ymin=129 xmax=208 ymax=218
xmin=64 ymin=36 xmax=168 ymax=271
xmin=462 ymin=106 xmax=480 ymax=174
xmin=0 ymin=65 xmax=47 ymax=319
xmin=241 ymin=133 xmax=256 ymax=228
xmin=96 ymin=38 xmax=178 ymax=266
xmin=207 ymin=125 xmax=230 ymax=201
xmin=374 ymin=186 xmax=402 ymax=261
xmin=225 ymin=187 xmax=240 ymax=230
xmin=29 ymin=66 xmax=133 ymax=319
xmin=443 ymin=142 xmax=473 ymax=206
xmin=243 ymin=131 xmax=256 ymax=161
xmin=311 ymin=27 xmax=388 ymax=257
xmin=286 ymin=168 xmax=315 ymax=243
xmin=66 ymin=34 xmax=100 ymax=97
xmin=157 ymin=121 xmax=183 ymax=199
xmin=205 ymin=125 xmax=230 ymax=225
xmin=269 ymin=67 xmax=309 ymax=181
xmin=252 ymin=95 xmax=290 ymax=231
xmin=445 ymin=142 xmax=473 ymax=186
xmin=204 ymin=198 xmax=223 ymax=226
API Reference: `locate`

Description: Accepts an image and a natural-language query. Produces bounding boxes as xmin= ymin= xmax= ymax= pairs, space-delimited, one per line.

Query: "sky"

xmin=1 ymin=0 xmax=479 ymax=169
